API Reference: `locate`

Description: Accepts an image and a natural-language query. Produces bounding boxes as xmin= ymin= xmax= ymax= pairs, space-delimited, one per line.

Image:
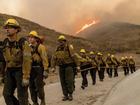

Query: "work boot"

xmin=81 ymin=85 xmax=85 ymax=90
xmin=92 ymin=82 xmax=96 ymax=85
xmin=33 ymin=103 xmax=39 ymax=105
xmin=68 ymin=94 xmax=73 ymax=101
xmin=100 ymin=79 xmax=103 ymax=82
xmin=28 ymin=103 xmax=31 ymax=105
xmin=85 ymin=84 xmax=88 ymax=87
xmin=40 ymin=100 xmax=46 ymax=105
xmin=62 ymin=96 xmax=69 ymax=101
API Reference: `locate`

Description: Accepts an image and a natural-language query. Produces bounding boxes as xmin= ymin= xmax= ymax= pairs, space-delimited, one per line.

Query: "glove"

xmin=22 ymin=79 xmax=29 ymax=87
xmin=43 ymin=70 xmax=48 ymax=79
xmin=51 ymin=68 xmax=55 ymax=73
xmin=0 ymin=76 xmax=4 ymax=84
xmin=76 ymin=66 xmax=81 ymax=72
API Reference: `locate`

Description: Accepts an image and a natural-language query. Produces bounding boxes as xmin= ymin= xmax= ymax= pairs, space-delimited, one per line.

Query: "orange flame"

xmin=76 ymin=20 xmax=98 ymax=34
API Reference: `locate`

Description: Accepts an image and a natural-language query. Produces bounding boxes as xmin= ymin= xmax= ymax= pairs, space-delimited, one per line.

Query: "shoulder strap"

xmin=31 ymin=44 xmax=40 ymax=56
xmin=3 ymin=38 xmax=10 ymax=48
xmin=3 ymin=37 xmax=26 ymax=50
xmin=35 ymin=44 xmax=40 ymax=55
xmin=18 ymin=37 xmax=27 ymax=50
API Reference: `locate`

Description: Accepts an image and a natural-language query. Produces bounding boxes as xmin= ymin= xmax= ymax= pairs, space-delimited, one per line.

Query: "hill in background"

xmin=77 ymin=22 xmax=140 ymax=53
xmin=0 ymin=13 xmax=95 ymax=55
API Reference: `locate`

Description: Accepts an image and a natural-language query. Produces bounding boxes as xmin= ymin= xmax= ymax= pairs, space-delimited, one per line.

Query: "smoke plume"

xmin=0 ymin=0 xmax=139 ymax=34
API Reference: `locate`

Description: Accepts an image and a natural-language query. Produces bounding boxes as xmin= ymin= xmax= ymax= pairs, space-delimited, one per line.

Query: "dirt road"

xmin=0 ymin=72 xmax=125 ymax=105
xmin=103 ymin=70 xmax=140 ymax=105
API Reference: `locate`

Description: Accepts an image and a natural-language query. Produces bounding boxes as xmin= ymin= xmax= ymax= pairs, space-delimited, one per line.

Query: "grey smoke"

xmin=0 ymin=0 xmax=139 ymax=34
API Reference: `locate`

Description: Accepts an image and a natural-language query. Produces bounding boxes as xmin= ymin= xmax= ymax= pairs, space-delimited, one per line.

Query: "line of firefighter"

xmin=0 ymin=18 xmax=136 ymax=104
xmin=50 ymin=35 xmax=136 ymax=100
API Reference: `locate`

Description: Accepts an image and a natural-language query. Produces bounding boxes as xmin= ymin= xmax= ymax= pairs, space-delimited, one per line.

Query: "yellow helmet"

xmin=29 ymin=31 xmax=39 ymax=38
xmin=58 ymin=35 xmax=66 ymax=41
xmin=129 ymin=56 xmax=133 ymax=59
xmin=111 ymin=55 xmax=114 ymax=58
xmin=107 ymin=53 xmax=111 ymax=56
xmin=90 ymin=51 xmax=95 ymax=55
xmin=4 ymin=19 xmax=20 ymax=28
xmin=121 ymin=57 xmax=125 ymax=60
xmin=80 ymin=49 xmax=86 ymax=53
xmin=125 ymin=56 xmax=128 ymax=59
xmin=97 ymin=52 xmax=102 ymax=56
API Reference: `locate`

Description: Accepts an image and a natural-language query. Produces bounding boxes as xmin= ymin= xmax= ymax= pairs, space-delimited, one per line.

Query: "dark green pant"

xmin=107 ymin=68 xmax=113 ymax=77
xmin=0 ymin=61 xmax=6 ymax=77
xmin=89 ymin=68 xmax=97 ymax=85
xmin=98 ymin=68 xmax=105 ymax=81
xmin=59 ymin=65 xmax=74 ymax=96
xmin=3 ymin=68 xmax=28 ymax=105
xmin=129 ymin=65 xmax=136 ymax=73
xmin=29 ymin=67 xmax=45 ymax=104
xmin=114 ymin=66 xmax=118 ymax=77
xmin=81 ymin=71 xmax=88 ymax=87
xmin=123 ymin=67 xmax=129 ymax=76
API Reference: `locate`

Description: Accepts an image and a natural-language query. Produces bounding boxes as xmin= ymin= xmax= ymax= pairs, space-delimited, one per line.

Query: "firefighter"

xmin=88 ymin=51 xmax=98 ymax=85
xmin=111 ymin=55 xmax=120 ymax=77
xmin=106 ymin=53 xmax=113 ymax=78
xmin=128 ymin=56 xmax=136 ymax=73
xmin=51 ymin=35 xmax=78 ymax=101
xmin=125 ymin=56 xmax=129 ymax=75
xmin=28 ymin=31 xmax=49 ymax=105
xmin=121 ymin=57 xmax=128 ymax=76
xmin=96 ymin=52 xmax=106 ymax=81
xmin=78 ymin=49 xmax=90 ymax=89
xmin=1 ymin=19 xmax=32 ymax=105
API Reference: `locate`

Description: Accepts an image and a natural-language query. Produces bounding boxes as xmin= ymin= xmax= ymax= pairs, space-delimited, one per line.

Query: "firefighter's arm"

xmin=51 ymin=54 xmax=56 ymax=67
xmin=68 ymin=44 xmax=75 ymax=57
xmin=38 ymin=44 xmax=49 ymax=72
xmin=22 ymin=41 xmax=32 ymax=80
xmin=104 ymin=59 xmax=109 ymax=68
xmin=73 ymin=53 xmax=81 ymax=66
xmin=73 ymin=53 xmax=82 ymax=72
xmin=68 ymin=44 xmax=80 ymax=68
xmin=38 ymin=44 xmax=49 ymax=79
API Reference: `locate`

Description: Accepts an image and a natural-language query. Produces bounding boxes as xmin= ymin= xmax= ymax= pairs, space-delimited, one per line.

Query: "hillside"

xmin=0 ymin=13 xmax=94 ymax=54
xmin=77 ymin=22 xmax=140 ymax=53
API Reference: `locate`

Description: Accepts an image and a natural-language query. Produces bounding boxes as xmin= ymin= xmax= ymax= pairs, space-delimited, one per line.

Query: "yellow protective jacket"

xmin=88 ymin=55 xmax=97 ymax=67
xmin=96 ymin=57 xmax=107 ymax=67
xmin=3 ymin=37 xmax=32 ymax=79
xmin=79 ymin=55 xmax=92 ymax=67
xmin=128 ymin=59 xmax=135 ymax=65
xmin=106 ymin=57 xmax=113 ymax=65
xmin=31 ymin=44 xmax=49 ymax=71
xmin=121 ymin=59 xmax=128 ymax=67
xmin=51 ymin=43 xmax=77 ymax=67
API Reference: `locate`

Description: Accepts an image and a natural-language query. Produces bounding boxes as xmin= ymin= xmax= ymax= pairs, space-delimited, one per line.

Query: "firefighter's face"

xmin=80 ymin=53 xmax=86 ymax=57
xmin=58 ymin=40 xmax=66 ymax=46
xmin=5 ymin=26 xmax=18 ymax=36
xmin=98 ymin=55 xmax=102 ymax=59
xmin=28 ymin=36 xmax=37 ymax=44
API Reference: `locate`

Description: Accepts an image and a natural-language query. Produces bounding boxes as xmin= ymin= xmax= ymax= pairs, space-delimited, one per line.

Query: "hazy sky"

xmin=0 ymin=0 xmax=139 ymax=35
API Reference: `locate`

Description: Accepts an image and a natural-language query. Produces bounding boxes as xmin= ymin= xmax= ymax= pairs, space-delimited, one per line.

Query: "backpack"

xmin=0 ymin=41 xmax=5 ymax=62
xmin=3 ymin=37 xmax=26 ymax=50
